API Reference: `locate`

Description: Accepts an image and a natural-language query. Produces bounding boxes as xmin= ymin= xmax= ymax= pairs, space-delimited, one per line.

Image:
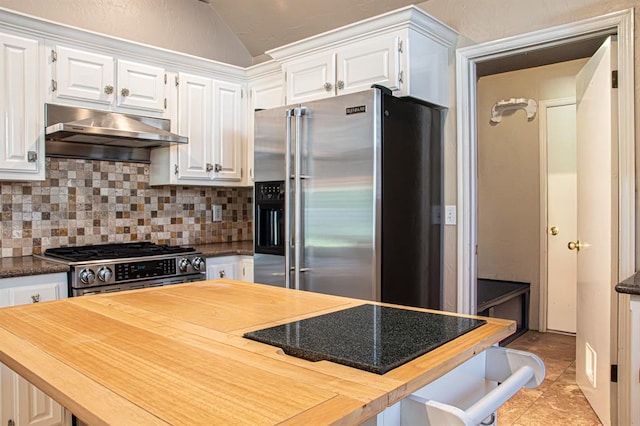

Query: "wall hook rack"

xmin=490 ymin=98 xmax=537 ymax=123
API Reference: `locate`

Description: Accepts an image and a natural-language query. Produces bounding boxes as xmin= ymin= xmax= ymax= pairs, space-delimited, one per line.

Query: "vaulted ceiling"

xmin=207 ymin=0 xmax=421 ymax=58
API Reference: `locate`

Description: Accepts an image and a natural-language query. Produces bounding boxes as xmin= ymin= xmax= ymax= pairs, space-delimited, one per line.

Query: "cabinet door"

xmin=117 ymin=60 xmax=166 ymax=114
xmin=336 ymin=34 xmax=401 ymax=95
xmin=176 ymin=72 xmax=213 ymax=180
xmin=206 ymin=257 xmax=239 ymax=280
xmin=212 ymin=80 xmax=243 ymax=181
xmin=1 ymin=280 xmax=67 ymax=426
xmin=285 ymin=52 xmax=335 ymax=103
xmin=240 ymin=257 xmax=254 ymax=283
xmin=54 ymin=45 xmax=114 ymax=105
xmin=0 ymin=32 xmax=41 ymax=177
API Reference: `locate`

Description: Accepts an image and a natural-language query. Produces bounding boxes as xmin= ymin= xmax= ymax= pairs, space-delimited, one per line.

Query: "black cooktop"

xmin=43 ymin=242 xmax=196 ymax=262
xmin=244 ymin=304 xmax=486 ymax=374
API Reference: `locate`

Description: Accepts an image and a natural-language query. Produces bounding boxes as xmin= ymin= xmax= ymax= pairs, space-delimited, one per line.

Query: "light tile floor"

xmin=498 ymin=331 xmax=602 ymax=425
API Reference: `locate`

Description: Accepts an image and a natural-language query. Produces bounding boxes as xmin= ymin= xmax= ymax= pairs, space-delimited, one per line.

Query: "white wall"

xmin=477 ymin=59 xmax=587 ymax=330
xmin=0 ymin=0 xmax=252 ymax=67
xmin=416 ymin=0 xmax=640 ymax=310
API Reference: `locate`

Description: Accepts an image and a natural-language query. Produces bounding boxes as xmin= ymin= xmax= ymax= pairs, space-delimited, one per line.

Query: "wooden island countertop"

xmin=0 ymin=279 xmax=515 ymax=425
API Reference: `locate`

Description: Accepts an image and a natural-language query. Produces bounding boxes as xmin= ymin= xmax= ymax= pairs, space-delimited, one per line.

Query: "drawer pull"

xmin=30 ymin=294 xmax=40 ymax=303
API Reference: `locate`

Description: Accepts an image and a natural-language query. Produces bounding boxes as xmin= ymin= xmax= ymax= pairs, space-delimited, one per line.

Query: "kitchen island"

xmin=0 ymin=279 xmax=515 ymax=425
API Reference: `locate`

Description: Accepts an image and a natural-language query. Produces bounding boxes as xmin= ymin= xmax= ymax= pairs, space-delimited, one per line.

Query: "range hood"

xmin=45 ymin=104 xmax=187 ymax=163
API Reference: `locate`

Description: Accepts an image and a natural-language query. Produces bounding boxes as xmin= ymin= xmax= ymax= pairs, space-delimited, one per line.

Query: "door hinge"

xmin=51 ymin=49 xmax=57 ymax=62
xmin=611 ymin=364 xmax=618 ymax=383
xmin=398 ymin=70 xmax=404 ymax=84
xmin=164 ymin=98 xmax=167 ymax=109
xmin=164 ymin=73 xmax=167 ymax=84
xmin=174 ymin=164 xmax=179 ymax=175
xmin=240 ymin=167 xmax=243 ymax=178
xmin=398 ymin=39 xmax=403 ymax=53
xmin=51 ymin=79 xmax=57 ymax=92
xmin=475 ymin=244 xmax=478 ymax=255
xmin=241 ymin=89 xmax=244 ymax=99
xmin=175 ymin=76 xmax=179 ymax=86
xmin=612 ymin=70 xmax=618 ymax=88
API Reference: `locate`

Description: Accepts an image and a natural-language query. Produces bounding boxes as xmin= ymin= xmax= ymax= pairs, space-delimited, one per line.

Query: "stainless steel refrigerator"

xmin=253 ymin=87 xmax=442 ymax=310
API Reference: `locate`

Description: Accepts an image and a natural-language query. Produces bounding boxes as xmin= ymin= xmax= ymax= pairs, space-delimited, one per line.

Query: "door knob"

xmin=550 ymin=226 xmax=559 ymax=236
xmin=568 ymin=240 xmax=581 ymax=251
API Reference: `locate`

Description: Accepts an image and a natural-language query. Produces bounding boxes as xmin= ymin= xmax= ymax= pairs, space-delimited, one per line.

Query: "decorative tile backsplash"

xmin=0 ymin=158 xmax=253 ymax=258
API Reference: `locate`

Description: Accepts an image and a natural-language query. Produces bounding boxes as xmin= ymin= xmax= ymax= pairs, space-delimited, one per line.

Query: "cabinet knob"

xmin=104 ymin=85 xmax=114 ymax=95
xmin=214 ymin=163 xmax=222 ymax=173
xmin=323 ymin=82 xmax=333 ymax=92
xmin=8 ymin=419 xmax=15 ymax=426
xmin=206 ymin=163 xmax=214 ymax=172
xmin=27 ymin=151 xmax=37 ymax=163
xmin=30 ymin=294 xmax=40 ymax=303
xmin=121 ymin=88 xmax=130 ymax=97
xmin=219 ymin=270 xmax=226 ymax=278
xmin=336 ymin=80 xmax=345 ymax=90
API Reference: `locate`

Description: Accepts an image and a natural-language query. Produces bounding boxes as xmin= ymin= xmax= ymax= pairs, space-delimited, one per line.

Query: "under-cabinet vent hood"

xmin=45 ymin=104 xmax=187 ymax=163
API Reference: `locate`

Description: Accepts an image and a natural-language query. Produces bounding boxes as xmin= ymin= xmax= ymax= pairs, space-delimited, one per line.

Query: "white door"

xmin=285 ymin=52 xmax=336 ymax=103
xmin=116 ymin=60 xmax=166 ymax=114
xmin=0 ymin=32 xmax=41 ymax=176
xmin=177 ymin=72 xmax=213 ymax=180
xmin=336 ymin=33 xmax=401 ymax=95
xmin=212 ymin=80 xmax=243 ymax=181
xmin=575 ymin=36 xmax=617 ymax=425
xmin=545 ymin=101 xmax=577 ymax=333
xmin=54 ymin=45 xmax=114 ymax=105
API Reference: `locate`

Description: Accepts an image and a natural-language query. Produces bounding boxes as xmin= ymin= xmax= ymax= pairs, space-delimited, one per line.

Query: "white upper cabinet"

xmin=0 ymin=30 xmax=44 ymax=181
xmin=51 ymin=45 xmax=167 ymax=116
xmin=53 ymin=46 xmax=114 ymax=105
xmin=285 ymin=52 xmax=335 ymax=103
xmin=150 ymin=72 xmax=246 ymax=186
xmin=269 ymin=6 xmax=458 ymax=107
xmin=213 ymin=80 xmax=243 ymax=181
xmin=116 ymin=60 xmax=166 ymax=113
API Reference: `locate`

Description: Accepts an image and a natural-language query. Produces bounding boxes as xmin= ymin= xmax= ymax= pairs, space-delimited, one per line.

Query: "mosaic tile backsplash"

xmin=0 ymin=158 xmax=253 ymax=258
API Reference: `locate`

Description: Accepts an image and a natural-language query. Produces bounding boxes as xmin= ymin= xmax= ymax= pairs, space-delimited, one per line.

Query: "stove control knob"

xmin=97 ymin=267 xmax=113 ymax=283
xmin=79 ymin=268 xmax=96 ymax=285
xmin=191 ymin=257 xmax=205 ymax=271
xmin=178 ymin=258 xmax=192 ymax=273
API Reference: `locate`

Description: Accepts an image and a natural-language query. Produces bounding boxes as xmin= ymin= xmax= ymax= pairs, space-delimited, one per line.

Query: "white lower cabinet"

xmin=0 ymin=273 xmax=70 ymax=426
xmin=206 ymin=256 xmax=253 ymax=282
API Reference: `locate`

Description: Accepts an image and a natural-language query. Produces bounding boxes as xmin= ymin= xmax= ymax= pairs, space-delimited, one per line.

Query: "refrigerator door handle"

xmin=293 ymin=106 xmax=307 ymax=291
xmin=284 ymin=108 xmax=294 ymax=289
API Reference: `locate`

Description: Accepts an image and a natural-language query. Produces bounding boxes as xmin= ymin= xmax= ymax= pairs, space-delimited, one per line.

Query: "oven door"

xmin=71 ymin=273 xmax=206 ymax=297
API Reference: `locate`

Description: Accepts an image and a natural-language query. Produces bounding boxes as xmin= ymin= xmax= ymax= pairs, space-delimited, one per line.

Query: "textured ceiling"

xmin=208 ymin=0 xmax=421 ymax=58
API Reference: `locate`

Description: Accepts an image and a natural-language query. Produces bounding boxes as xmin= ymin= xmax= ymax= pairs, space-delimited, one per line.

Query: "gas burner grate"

xmin=43 ymin=242 xmax=195 ymax=262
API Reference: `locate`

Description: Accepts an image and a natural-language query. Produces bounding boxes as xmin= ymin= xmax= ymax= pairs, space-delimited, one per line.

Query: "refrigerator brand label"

xmin=346 ymin=105 xmax=366 ymax=115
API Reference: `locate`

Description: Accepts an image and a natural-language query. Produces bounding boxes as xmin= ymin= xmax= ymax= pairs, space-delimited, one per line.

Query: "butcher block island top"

xmin=0 ymin=280 xmax=515 ymax=425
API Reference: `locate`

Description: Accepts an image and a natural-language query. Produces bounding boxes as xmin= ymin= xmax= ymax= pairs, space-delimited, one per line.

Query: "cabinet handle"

xmin=206 ymin=163 xmax=213 ymax=172
xmin=214 ymin=163 xmax=222 ymax=173
xmin=219 ymin=270 xmax=226 ymax=278
xmin=323 ymin=82 xmax=333 ymax=92
xmin=30 ymin=294 xmax=40 ymax=303
xmin=121 ymin=88 xmax=130 ymax=97
xmin=336 ymin=80 xmax=345 ymax=90
xmin=104 ymin=85 xmax=114 ymax=95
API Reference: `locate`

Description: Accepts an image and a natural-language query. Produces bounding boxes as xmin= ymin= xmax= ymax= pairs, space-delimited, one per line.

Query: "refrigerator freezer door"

xmin=296 ymin=90 xmax=381 ymax=300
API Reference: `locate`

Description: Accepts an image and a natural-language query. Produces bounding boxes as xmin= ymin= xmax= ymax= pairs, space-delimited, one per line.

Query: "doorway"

xmin=456 ymin=10 xmax=635 ymax=425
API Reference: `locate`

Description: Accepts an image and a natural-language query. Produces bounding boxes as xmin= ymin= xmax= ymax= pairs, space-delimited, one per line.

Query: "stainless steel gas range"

xmin=38 ymin=242 xmax=206 ymax=297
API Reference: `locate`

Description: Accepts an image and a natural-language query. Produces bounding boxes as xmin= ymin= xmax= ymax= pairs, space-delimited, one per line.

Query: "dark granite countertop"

xmin=0 ymin=241 xmax=253 ymax=280
xmin=616 ymin=272 xmax=640 ymax=295
xmin=0 ymin=256 xmax=69 ymax=279
xmin=192 ymin=240 xmax=253 ymax=257
xmin=244 ymin=304 xmax=486 ymax=374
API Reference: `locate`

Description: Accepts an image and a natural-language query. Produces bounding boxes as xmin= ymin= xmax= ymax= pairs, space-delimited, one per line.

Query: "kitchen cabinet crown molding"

xmin=0 ymin=6 xmax=246 ymax=80
xmin=266 ymin=5 xmax=458 ymax=63
xmin=245 ymin=60 xmax=282 ymax=79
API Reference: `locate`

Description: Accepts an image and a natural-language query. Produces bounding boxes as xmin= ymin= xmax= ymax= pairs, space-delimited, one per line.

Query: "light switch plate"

xmin=212 ymin=204 xmax=223 ymax=222
xmin=445 ymin=205 xmax=456 ymax=225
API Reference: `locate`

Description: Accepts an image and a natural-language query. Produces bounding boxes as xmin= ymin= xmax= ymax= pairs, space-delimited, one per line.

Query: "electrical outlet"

xmin=212 ymin=204 xmax=223 ymax=222
xmin=445 ymin=205 xmax=457 ymax=225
